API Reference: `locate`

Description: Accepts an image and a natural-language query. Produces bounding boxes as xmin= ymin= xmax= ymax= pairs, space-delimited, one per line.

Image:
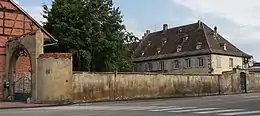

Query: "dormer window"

xmin=196 ymin=42 xmax=202 ymax=50
xmin=220 ymin=43 xmax=227 ymax=51
xmin=224 ymin=45 xmax=227 ymax=51
xmin=184 ymin=34 xmax=189 ymax=41
xmin=177 ymin=28 xmax=183 ymax=33
xmin=141 ymin=52 xmax=144 ymax=56
xmin=156 ymin=48 xmax=161 ymax=54
xmin=148 ymin=41 xmax=151 ymax=46
xmin=163 ymin=39 xmax=167 ymax=44
xmin=177 ymin=45 xmax=182 ymax=52
xmin=162 ymin=38 xmax=167 ymax=46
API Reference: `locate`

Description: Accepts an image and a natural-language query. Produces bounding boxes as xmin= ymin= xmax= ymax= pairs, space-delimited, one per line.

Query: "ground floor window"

xmin=185 ymin=58 xmax=191 ymax=68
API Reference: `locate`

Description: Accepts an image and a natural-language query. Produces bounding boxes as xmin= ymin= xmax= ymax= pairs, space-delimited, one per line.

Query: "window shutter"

xmin=190 ymin=59 xmax=193 ymax=68
xmin=203 ymin=57 xmax=206 ymax=68
xmin=195 ymin=58 xmax=198 ymax=68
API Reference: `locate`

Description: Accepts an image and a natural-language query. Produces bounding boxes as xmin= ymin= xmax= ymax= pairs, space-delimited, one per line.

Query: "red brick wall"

xmin=16 ymin=56 xmax=30 ymax=73
xmin=0 ymin=1 xmax=51 ymax=100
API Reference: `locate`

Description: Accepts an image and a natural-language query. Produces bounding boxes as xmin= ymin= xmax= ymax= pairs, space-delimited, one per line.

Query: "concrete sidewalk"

xmin=0 ymin=102 xmax=57 ymax=109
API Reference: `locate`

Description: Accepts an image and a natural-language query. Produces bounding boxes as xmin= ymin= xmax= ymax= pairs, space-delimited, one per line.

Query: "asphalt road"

xmin=1 ymin=93 xmax=260 ymax=116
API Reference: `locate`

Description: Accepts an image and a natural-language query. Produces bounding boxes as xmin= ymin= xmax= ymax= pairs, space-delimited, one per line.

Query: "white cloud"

xmin=172 ymin=0 xmax=260 ymax=60
xmin=172 ymin=0 xmax=260 ymax=26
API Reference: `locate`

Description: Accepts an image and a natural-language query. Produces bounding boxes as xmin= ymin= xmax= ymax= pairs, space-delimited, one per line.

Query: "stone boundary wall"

xmin=72 ymin=70 xmax=260 ymax=102
xmin=248 ymin=72 xmax=260 ymax=92
xmin=72 ymin=72 xmax=218 ymax=101
xmin=37 ymin=53 xmax=73 ymax=104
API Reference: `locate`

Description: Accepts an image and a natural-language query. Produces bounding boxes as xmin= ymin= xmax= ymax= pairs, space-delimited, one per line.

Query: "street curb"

xmin=0 ymin=103 xmax=75 ymax=110
xmin=74 ymin=92 xmax=256 ymax=105
xmin=0 ymin=92 xmax=257 ymax=109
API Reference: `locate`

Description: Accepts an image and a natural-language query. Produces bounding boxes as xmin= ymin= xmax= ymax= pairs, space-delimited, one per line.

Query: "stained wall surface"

xmin=4 ymin=30 xmax=44 ymax=101
xmin=72 ymin=70 xmax=260 ymax=102
xmin=37 ymin=53 xmax=73 ymax=103
xmin=73 ymin=72 xmax=221 ymax=101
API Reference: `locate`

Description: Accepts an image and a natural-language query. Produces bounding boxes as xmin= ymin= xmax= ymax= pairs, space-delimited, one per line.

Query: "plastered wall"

xmin=72 ymin=70 xmax=260 ymax=102
xmin=37 ymin=53 xmax=73 ymax=103
xmin=72 ymin=72 xmax=220 ymax=101
xmin=136 ymin=55 xmax=210 ymax=74
xmin=211 ymin=54 xmax=243 ymax=74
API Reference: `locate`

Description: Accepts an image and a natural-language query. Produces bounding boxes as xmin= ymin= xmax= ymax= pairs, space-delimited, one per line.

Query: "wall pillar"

xmin=37 ymin=53 xmax=73 ymax=104
xmin=5 ymin=30 xmax=43 ymax=102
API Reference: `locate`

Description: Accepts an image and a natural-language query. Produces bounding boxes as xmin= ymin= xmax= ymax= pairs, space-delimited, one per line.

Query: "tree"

xmin=43 ymin=0 xmax=138 ymax=72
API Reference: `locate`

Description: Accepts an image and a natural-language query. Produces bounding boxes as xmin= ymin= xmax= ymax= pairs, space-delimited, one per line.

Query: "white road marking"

xmin=218 ymin=111 xmax=260 ymax=115
xmin=244 ymin=96 xmax=260 ymax=99
xmin=168 ymin=108 xmax=219 ymax=113
xmin=194 ymin=109 xmax=245 ymax=114
xmin=19 ymin=106 xmax=152 ymax=111
xmin=204 ymin=99 xmax=222 ymax=102
xmin=147 ymin=106 xmax=177 ymax=109
xmin=148 ymin=107 xmax=195 ymax=112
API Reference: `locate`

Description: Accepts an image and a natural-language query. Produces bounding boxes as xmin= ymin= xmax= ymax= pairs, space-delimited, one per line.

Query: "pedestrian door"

xmin=240 ymin=72 xmax=247 ymax=93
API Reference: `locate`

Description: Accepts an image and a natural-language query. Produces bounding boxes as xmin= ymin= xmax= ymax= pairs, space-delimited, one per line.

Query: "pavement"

xmin=0 ymin=102 xmax=55 ymax=109
xmin=1 ymin=93 xmax=260 ymax=116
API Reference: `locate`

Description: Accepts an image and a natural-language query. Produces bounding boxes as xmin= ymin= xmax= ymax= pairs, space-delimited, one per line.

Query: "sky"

xmin=16 ymin=0 xmax=260 ymax=61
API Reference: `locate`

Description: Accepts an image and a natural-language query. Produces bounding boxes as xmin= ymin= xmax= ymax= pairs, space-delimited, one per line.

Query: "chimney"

xmin=214 ymin=26 xmax=218 ymax=37
xmin=143 ymin=33 xmax=147 ymax=37
xmin=198 ymin=20 xmax=201 ymax=28
xmin=146 ymin=30 xmax=150 ymax=35
xmin=163 ymin=24 xmax=168 ymax=31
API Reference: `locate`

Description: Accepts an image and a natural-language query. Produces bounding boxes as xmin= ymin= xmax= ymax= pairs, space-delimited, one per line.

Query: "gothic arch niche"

xmin=4 ymin=30 xmax=44 ymax=102
xmin=8 ymin=46 xmax=32 ymax=101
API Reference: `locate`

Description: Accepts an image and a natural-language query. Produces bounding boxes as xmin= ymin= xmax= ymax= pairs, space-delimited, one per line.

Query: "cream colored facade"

xmin=136 ymin=54 xmax=246 ymax=74
xmin=211 ymin=54 xmax=244 ymax=74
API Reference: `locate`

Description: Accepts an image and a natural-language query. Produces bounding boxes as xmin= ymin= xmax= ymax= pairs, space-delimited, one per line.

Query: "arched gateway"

xmin=4 ymin=30 xmax=44 ymax=102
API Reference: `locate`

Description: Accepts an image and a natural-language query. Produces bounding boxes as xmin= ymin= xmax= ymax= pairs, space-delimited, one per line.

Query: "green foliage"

xmin=43 ymin=0 xmax=138 ymax=72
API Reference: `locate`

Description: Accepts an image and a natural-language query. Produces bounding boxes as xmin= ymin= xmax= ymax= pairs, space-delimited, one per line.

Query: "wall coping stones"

xmin=73 ymin=71 xmax=221 ymax=76
xmin=39 ymin=53 xmax=72 ymax=59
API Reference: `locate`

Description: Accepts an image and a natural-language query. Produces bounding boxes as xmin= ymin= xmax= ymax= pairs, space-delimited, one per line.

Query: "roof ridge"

xmin=145 ymin=22 xmax=198 ymax=36
xmin=9 ymin=0 xmax=58 ymax=44
xmin=201 ymin=22 xmax=212 ymax=53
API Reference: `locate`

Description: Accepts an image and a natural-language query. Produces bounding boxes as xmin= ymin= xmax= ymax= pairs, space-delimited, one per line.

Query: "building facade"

xmin=0 ymin=0 xmax=57 ymax=100
xmin=131 ymin=21 xmax=252 ymax=74
xmin=0 ymin=0 xmax=57 ymax=73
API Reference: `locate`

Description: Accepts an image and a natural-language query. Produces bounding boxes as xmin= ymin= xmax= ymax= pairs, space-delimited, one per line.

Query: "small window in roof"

xmin=177 ymin=28 xmax=183 ymax=33
xmin=156 ymin=48 xmax=161 ymax=54
xmin=148 ymin=41 xmax=151 ymax=46
xmin=177 ymin=45 xmax=182 ymax=52
xmin=196 ymin=42 xmax=202 ymax=50
xmin=184 ymin=34 xmax=189 ymax=41
xmin=163 ymin=39 xmax=167 ymax=44
xmin=220 ymin=43 xmax=227 ymax=51
xmin=141 ymin=52 xmax=144 ymax=56
xmin=162 ymin=38 xmax=167 ymax=46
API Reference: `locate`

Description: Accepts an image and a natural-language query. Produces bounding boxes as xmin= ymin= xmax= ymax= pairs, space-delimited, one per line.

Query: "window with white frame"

xmin=198 ymin=57 xmax=204 ymax=67
xmin=144 ymin=63 xmax=148 ymax=71
xmin=177 ymin=45 xmax=182 ymax=52
xmin=196 ymin=42 xmax=202 ymax=50
xmin=172 ymin=60 xmax=180 ymax=69
xmin=159 ymin=61 xmax=165 ymax=70
xmin=229 ymin=58 xmax=233 ymax=68
xmin=216 ymin=56 xmax=222 ymax=68
xmin=185 ymin=58 xmax=191 ymax=68
xmin=148 ymin=63 xmax=153 ymax=71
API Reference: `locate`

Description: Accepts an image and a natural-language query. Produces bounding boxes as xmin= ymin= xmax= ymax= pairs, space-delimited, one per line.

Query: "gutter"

xmin=43 ymin=42 xmax=58 ymax=47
